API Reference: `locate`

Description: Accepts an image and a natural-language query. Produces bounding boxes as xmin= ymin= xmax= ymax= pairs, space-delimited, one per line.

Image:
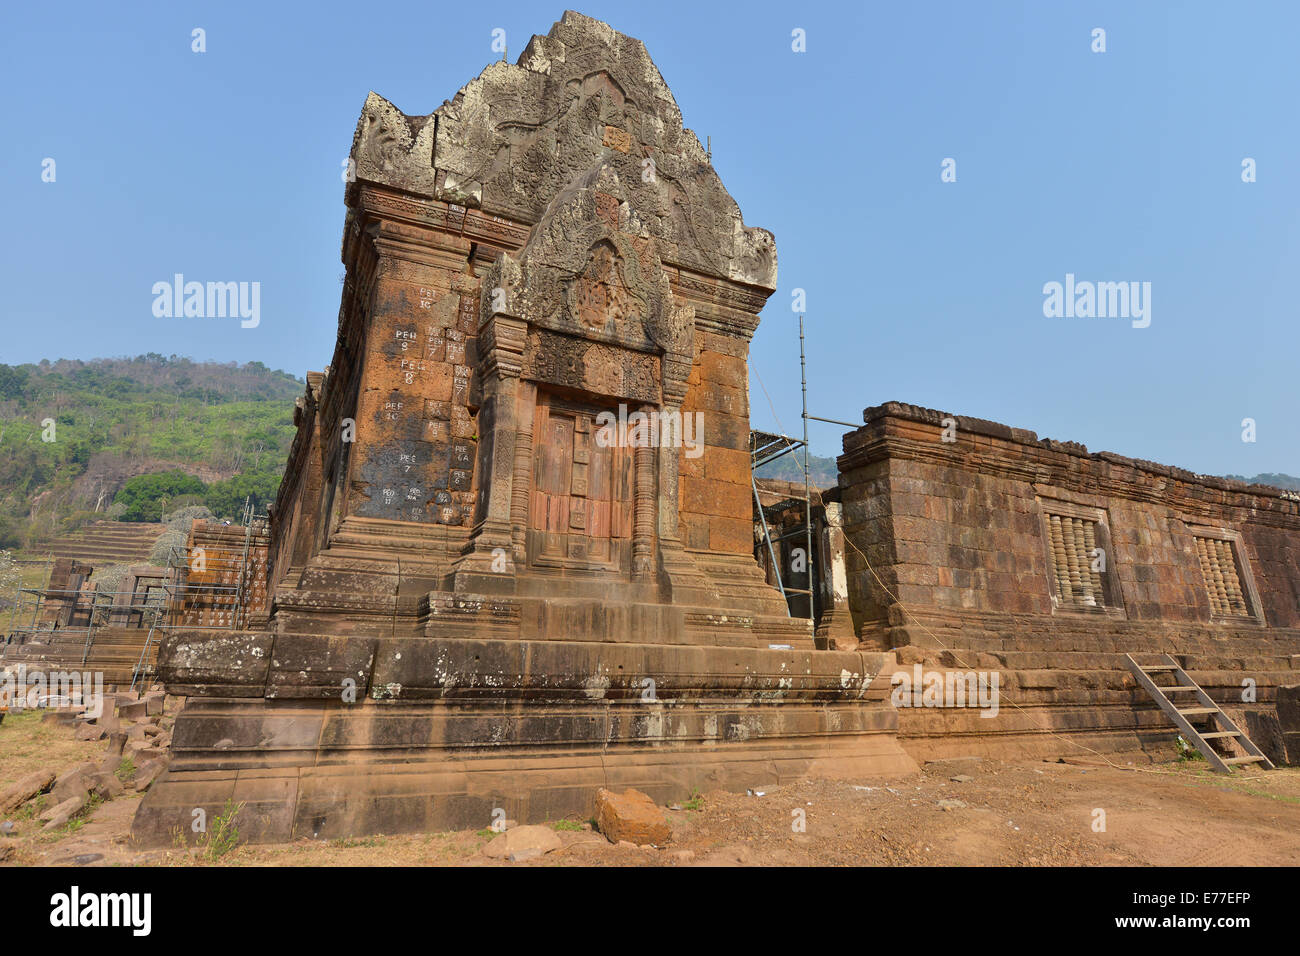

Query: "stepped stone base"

xmin=129 ymin=636 xmax=918 ymax=845
xmin=875 ymin=609 xmax=1300 ymax=766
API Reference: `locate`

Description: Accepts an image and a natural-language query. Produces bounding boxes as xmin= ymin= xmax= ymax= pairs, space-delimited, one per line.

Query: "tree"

xmin=204 ymin=471 xmax=282 ymax=521
xmin=114 ymin=470 xmax=209 ymax=522
xmin=0 ymin=364 xmax=30 ymax=401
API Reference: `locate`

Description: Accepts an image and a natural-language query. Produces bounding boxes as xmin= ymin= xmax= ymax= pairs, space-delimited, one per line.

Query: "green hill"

xmin=755 ymin=451 xmax=838 ymax=488
xmin=1224 ymin=473 xmax=1300 ymax=491
xmin=0 ymin=355 xmax=303 ymax=548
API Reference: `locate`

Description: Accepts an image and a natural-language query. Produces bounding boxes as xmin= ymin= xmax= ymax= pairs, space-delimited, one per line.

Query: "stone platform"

xmin=883 ymin=610 xmax=1300 ymax=764
xmin=131 ymin=636 xmax=916 ymax=844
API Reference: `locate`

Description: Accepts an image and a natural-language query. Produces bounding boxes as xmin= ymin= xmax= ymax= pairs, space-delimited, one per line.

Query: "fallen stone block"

xmin=144 ymin=693 xmax=165 ymax=716
xmin=0 ymin=770 xmax=56 ymax=815
xmin=118 ymin=699 xmax=148 ymax=720
xmin=40 ymin=794 xmax=87 ymax=830
xmin=482 ymin=824 xmax=562 ymax=860
xmin=87 ymin=771 xmax=124 ymax=800
xmin=594 ymin=788 xmax=672 ymax=846
xmin=52 ymin=767 xmax=94 ymax=806
xmin=98 ymin=735 xmax=129 ymax=774
xmin=74 ymin=721 xmax=106 ymax=742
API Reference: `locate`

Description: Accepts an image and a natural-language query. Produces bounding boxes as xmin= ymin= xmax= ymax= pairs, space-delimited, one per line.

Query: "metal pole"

xmin=806 ymin=414 xmax=860 ymax=429
xmin=752 ymin=472 xmax=789 ymax=611
xmin=132 ymin=614 xmax=158 ymax=693
xmin=236 ymin=508 xmax=252 ymax=630
xmin=799 ymin=314 xmax=816 ymax=624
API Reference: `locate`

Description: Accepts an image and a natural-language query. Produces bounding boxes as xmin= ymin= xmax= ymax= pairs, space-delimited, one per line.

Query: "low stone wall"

xmin=837 ymin=401 xmax=1300 ymax=763
xmin=174 ymin=521 xmax=270 ymax=629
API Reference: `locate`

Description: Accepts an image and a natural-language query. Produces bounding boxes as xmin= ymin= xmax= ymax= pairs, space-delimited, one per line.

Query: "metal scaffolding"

xmin=751 ymin=314 xmax=861 ymax=626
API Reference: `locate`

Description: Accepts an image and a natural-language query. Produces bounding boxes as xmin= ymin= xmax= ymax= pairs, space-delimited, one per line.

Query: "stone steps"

xmin=3 ymin=625 xmax=159 ymax=687
xmin=33 ymin=522 xmax=169 ymax=567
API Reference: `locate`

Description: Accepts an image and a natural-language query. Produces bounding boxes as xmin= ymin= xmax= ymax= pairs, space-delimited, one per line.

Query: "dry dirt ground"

xmin=3 ymin=707 xmax=1299 ymax=866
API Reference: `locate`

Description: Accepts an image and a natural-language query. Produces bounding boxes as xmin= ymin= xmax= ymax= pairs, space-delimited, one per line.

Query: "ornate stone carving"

xmin=347 ymin=11 xmax=777 ymax=291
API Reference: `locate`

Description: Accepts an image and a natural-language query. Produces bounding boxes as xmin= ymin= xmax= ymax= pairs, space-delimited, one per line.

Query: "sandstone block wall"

xmin=837 ymin=401 xmax=1300 ymax=764
xmin=176 ymin=521 xmax=269 ymax=629
xmin=839 ymin=402 xmax=1300 ymax=644
xmin=679 ymin=332 xmax=753 ymax=555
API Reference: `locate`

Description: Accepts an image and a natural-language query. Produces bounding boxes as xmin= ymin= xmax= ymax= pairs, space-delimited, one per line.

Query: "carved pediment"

xmin=482 ymin=161 xmax=693 ymax=361
xmin=570 ymin=239 xmax=630 ymax=333
xmin=348 ymin=10 xmax=778 ymax=291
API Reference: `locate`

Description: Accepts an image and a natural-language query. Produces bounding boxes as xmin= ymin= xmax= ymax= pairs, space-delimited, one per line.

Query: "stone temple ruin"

xmin=7 ymin=11 xmax=1290 ymax=845
xmin=127 ymin=10 xmax=916 ymax=844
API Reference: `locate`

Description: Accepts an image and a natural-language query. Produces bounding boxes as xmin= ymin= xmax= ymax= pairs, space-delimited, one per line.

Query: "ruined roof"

xmin=348 ymin=10 xmax=776 ymax=289
xmin=860 ymin=401 xmax=1300 ymax=502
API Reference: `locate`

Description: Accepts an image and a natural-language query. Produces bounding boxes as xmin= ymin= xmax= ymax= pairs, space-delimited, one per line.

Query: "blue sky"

xmin=2 ymin=1 xmax=1297 ymax=475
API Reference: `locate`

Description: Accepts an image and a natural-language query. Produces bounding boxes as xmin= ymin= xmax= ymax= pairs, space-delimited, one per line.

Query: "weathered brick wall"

xmin=679 ymin=331 xmax=753 ymax=554
xmin=176 ymin=521 xmax=270 ymax=629
xmin=1244 ymin=524 xmax=1300 ymax=628
xmin=267 ymin=372 xmax=324 ymax=592
xmin=349 ymin=250 xmax=484 ymax=529
xmin=37 ymin=558 xmax=92 ymax=627
xmin=839 ymin=402 xmax=1300 ymax=644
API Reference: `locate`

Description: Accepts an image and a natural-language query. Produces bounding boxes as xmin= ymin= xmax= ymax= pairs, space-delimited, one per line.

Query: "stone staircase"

xmin=34 ymin=521 xmax=169 ymax=566
xmin=2 ymin=625 xmax=161 ymax=689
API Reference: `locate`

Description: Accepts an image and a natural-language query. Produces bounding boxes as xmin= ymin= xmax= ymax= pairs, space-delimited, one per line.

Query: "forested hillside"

xmin=0 ymin=355 xmax=302 ymax=548
xmin=754 ymin=451 xmax=838 ymax=487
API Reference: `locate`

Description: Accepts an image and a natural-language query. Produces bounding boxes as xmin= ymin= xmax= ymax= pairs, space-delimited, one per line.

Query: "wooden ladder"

xmin=1125 ymin=653 xmax=1275 ymax=773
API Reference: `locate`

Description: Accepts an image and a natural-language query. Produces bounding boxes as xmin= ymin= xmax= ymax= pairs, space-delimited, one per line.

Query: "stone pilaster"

xmin=447 ymin=311 xmax=527 ymax=591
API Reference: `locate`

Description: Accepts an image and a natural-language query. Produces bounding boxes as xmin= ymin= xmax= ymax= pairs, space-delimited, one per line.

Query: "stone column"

xmin=510 ymin=381 xmax=537 ymax=566
xmin=816 ymin=501 xmax=858 ymax=649
xmin=449 ymin=311 xmax=526 ymax=591
xmin=633 ymin=403 xmax=656 ymax=576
